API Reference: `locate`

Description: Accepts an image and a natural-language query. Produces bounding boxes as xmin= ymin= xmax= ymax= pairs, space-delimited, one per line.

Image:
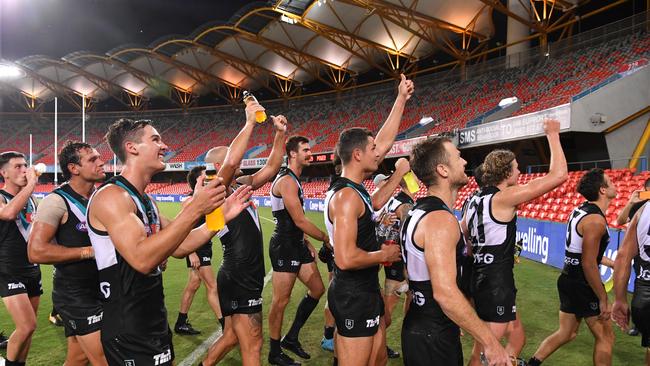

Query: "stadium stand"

xmin=3 ymin=28 xmax=647 ymax=164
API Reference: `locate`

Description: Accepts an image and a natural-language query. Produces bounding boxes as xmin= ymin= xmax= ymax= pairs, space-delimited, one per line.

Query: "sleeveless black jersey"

xmin=464 ymin=186 xmax=517 ymax=289
xmin=324 ymin=177 xmax=380 ymax=290
xmin=634 ymin=202 xmax=650 ymax=286
xmin=217 ymin=202 xmax=265 ymax=291
xmin=0 ymin=189 xmax=38 ymax=274
xmin=401 ymin=196 xmax=465 ymax=330
xmin=562 ymin=202 xmax=609 ymax=282
xmin=52 ymin=183 xmax=99 ymax=283
xmin=87 ymin=176 xmax=167 ymax=339
xmin=270 ymin=168 xmax=304 ymax=242
xmin=380 ymin=191 xmax=414 ymax=223
xmin=192 ymin=212 xmax=212 ymax=256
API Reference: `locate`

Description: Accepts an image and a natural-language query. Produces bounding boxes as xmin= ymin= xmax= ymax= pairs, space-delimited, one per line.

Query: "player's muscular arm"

xmin=247 ymin=115 xmax=287 ymax=190
xmin=371 ymin=158 xmax=410 ymax=210
xmin=496 ymin=120 xmax=568 ymax=209
xmin=421 ymin=212 xmax=509 ymax=365
xmin=0 ymin=167 xmax=37 ymax=221
xmin=331 ymin=189 xmax=399 ymax=270
xmin=217 ymin=104 xmax=261 ymax=188
xmin=281 ymin=176 xmax=328 ymax=242
xmin=612 ymin=207 xmax=642 ymax=329
xmin=616 ymin=190 xmax=641 ymax=225
xmin=374 ymin=75 xmax=414 ymax=162
xmin=28 ymin=195 xmax=92 ymax=264
xmin=580 ymin=216 xmax=609 ymax=314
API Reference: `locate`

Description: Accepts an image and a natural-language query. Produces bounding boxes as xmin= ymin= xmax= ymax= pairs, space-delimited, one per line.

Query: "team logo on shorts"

xmin=124 ymin=360 xmax=136 ymax=366
xmin=589 ymin=302 xmax=598 ymax=310
xmin=345 ymin=319 xmax=354 ymax=330
xmin=231 ymin=301 xmax=239 ymax=310
xmin=69 ymin=320 xmax=77 ymax=330
xmin=496 ymin=306 xmax=505 ymax=316
xmin=278 ymin=260 xmax=284 ymax=267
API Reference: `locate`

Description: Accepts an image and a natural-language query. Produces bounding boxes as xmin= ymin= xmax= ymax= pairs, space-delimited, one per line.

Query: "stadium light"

xmin=419 ymin=116 xmax=434 ymax=126
xmin=280 ymin=15 xmax=297 ymax=24
xmin=0 ymin=63 xmax=24 ymax=79
xmin=498 ymin=96 xmax=519 ymax=108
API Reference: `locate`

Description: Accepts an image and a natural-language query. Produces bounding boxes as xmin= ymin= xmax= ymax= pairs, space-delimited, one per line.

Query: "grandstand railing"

xmin=527 ymin=157 xmax=648 ymax=173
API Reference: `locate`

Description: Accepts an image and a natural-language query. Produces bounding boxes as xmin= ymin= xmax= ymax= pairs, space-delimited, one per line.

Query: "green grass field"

xmin=0 ymin=203 xmax=645 ymax=365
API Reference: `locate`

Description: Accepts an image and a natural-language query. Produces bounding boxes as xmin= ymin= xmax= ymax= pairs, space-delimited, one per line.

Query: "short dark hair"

xmin=0 ymin=151 xmax=26 ymax=170
xmin=335 ymin=128 xmax=373 ymax=164
xmin=473 ymin=165 xmax=485 ymax=187
xmin=481 ymin=149 xmax=516 ymax=187
xmin=286 ymin=135 xmax=310 ymax=157
xmin=59 ymin=141 xmax=92 ymax=180
xmin=187 ymin=166 xmax=206 ymax=192
xmin=106 ymin=118 xmax=152 ymax=163
xmin=409 ymin=137 xmax=451 ymax=187
xmin=577 ymin=168 xmax=607 ymax=201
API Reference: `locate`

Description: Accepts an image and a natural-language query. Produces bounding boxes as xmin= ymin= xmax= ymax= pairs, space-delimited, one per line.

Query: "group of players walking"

xmin=0 ymin=73 xmax=648 ymax=366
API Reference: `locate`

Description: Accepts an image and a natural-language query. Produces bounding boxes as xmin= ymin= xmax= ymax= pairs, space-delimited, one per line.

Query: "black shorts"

xmin=217 ymin=269 xmax=262 ymax=317
xmin=558 ymin=275 xmax=600 ymax=318
xmin=103 ymin=331 xmax=174 ymax=366
xmin=401 ymin=325 xmax=462 ymax=366
xmin=269 ymin=236 xmax=314 ymax=273
xmin=185 ymin=252 xmax=212 ymax=268
xmin=473 ymin=285 xmax=517 ymax=323
xmin=328 ymin=282 xmax=385 ymax=338
xmin=53 ymin=278 xmax=103 ymax=337
xmin=632 ymin=285 xmax=650 ymax=347
xmin=0 ymin=269 xmax=42 ymax=298
xmin=384 ymin=260 xmax=405 ymax=282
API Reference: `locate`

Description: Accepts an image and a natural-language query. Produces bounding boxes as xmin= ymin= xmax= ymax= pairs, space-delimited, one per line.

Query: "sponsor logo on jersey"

xmin=365 ymin=315 xmax=380 ymax=328
xmin=100 ymin=282 xmax=111 ymax=298
xmin=87 ymin=313 xmax=103 ymax=325
xmin=564 ymin=257 xmax=580 ymax=266
xmin=76 ymin=222 xmax=88 ymax=232
xmin=638 ymin=265 xmax=650 ymax=281
xmin=413 ymin=291 xmax=425 ymax=306
xmin=345 ymin=319 xmax=354 ymax=330
xmin=473 ymin=253 xmax=494 ymax=264
xmin=153 ymin=348 xmax=172 ymax=365
xmin=8 ymin=282 xmax=25 ymax=290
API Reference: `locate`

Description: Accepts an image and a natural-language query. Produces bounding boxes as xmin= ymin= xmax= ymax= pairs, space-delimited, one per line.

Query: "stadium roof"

xmin=0 ymin=0 xmax=606 ymax=110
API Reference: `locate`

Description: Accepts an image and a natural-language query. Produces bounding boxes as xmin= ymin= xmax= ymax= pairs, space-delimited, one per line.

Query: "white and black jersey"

xmin=270 ymin=168 xmax=304 ymax=242
xmin=562 ymin=202 xmax=609 ymax=282
xmin=463 ymin=186 xmax=517 ymax=290
xmin=635 ymin=202 xmax=650 ymax=285
xmin=87 ymin=176 xmax=167 ymax=341
xmin=0 ymin=190 xmax=38 ymax=274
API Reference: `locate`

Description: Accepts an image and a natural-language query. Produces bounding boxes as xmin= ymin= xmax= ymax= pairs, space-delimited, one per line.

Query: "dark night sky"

xmin=0 ymin=0 xmax=257 ymax=60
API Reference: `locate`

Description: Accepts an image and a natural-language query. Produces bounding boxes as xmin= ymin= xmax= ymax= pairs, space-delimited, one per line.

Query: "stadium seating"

xmin=3 ymin=29 xmax=647 ymax=163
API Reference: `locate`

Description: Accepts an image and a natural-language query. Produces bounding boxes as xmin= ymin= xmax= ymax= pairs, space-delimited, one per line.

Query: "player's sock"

xmin=285 ymin=294 xmax=319 ymax=341
xmin=324 ymin=326 xmax=335 ymax=340
xmin=333 ymin=357 xmax=338 ymax=366
xmin=528 ymin=357 xmax=543 ymax=366
xmin=5 ymin=360 xmax=25 ymax=366
xmin=176 ymin=312 xmax=188 ymax=326
xmin=270 ymin=338 xmax=282 ymax=356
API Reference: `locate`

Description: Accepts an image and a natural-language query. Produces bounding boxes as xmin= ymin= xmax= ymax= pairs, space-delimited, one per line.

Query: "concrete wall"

xmin=605 ymin=114 xmax=650 ymax=168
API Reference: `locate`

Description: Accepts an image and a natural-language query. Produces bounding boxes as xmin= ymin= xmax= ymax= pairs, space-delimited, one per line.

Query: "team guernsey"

xmin=558 ymin=202 xmax=609 ymax=318
xmin=400 ymin=196 xmax=464 ymax=366
xmin=632 ymin=202 xmax=650 ymax=347
xmin=378 ymin=191 xmax=413 ymax=282
xmin=464 ymin=185 xmax=517 ymax=322
xmin=269 ymin=168 xmax=313 ymax=273
xmin=216 ymin=191 xmax=264 ymax=317
xmin=0 ymin=189 xmax=41 ymax=298
xmin=87 ymin=176 xmax=173 ymax=366
xmin=324 ymin=177 xmax=384 ymax=337
xmin=51 ymin=183 xmax=103 ymax=337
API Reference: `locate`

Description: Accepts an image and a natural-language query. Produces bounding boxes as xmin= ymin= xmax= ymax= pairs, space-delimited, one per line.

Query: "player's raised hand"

xmin=245 ymin=100 xmax=265 ymax=125
xmin=398 ymin=73 xmax=415 ymax=100
xmin=543 ymin=119 xmax=561 ymax=135
xmin=222 ymin=184 xmax=253 ymax=222
xmin=271 ymin=115 xmax=288 ymax=132
xmin=395 ymin=157 xmax=411 ymax=176
xmin=191 ymin=175 xmax=226 ymax=215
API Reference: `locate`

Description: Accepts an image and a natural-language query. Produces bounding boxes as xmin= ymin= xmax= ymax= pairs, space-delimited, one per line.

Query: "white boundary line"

xmin=178 ymin=214 xmax=276 ymax=366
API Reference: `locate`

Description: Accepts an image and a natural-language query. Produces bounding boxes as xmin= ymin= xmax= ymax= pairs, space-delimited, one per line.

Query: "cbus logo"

xmin=474 ymin=253 xmax=494 ymax=264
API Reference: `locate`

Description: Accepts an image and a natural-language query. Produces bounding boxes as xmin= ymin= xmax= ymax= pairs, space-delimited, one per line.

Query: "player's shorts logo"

xmin=496 ymin=306 xmax=505 ymax=316
xmin=345 ymin=319 xmax=354 ymax=330
xmin=278 ymin=260 xmax=284 ymax=267
xmin=124 ymin=360 xmax=136 ymax=366
xmin=231 ymin=301 xmax=239 ymax=310
xmin=589 ymin=302 xmax=598 ymax=310
xmin=69 ymin=320 xmax=77 ymax=330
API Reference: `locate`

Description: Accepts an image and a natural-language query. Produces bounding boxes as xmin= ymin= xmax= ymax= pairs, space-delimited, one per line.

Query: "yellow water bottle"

xmin=403 ymin=171 xmax=420 ymax=194
xmin=242 ymin=91 xmax=267 ymax=123
xmin=204 ymin=174 xmax=225 ymax=231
